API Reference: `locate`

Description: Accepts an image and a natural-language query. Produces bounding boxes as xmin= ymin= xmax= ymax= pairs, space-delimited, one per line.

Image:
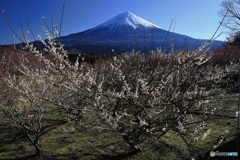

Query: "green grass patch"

xmin=0 ymin=88 xmax=238 ymax=159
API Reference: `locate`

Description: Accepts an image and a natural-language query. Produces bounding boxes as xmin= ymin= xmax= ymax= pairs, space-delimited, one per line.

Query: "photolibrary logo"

xmin=210 ymin=151 xmax=238 ymax=157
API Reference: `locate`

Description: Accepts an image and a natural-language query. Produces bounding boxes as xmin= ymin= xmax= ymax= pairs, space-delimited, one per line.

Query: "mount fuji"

xmin=59 ymin=12 xmax=222 ymax=55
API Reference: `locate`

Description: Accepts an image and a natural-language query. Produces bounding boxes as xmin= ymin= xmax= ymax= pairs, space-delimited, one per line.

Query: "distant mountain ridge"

xmin=59 ymin=12 xmax=222 ymax=55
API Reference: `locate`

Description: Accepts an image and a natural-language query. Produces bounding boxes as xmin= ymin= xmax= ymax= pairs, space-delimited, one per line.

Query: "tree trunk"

xmin=122 ymin=134 xmax=142 ymax=153
xmin=35 ymin=145 xmax=41 ymax=157
xmin=34 ymin=139 xmax=41 ymax=157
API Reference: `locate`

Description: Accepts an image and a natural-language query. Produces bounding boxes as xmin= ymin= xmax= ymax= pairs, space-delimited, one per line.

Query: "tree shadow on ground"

xmin=198 ymin=134 xmax=240 ymax=160
xmin=0 ymin=152 xmax=88 ymax=160
xmin=98 ymin=150 xmax=140 ymax=160
xmin=0 ymin=118 xmax=69 ymax=160
xmin=0 ymin=123 xmax=26 ymax=146
xmin=0 ymin=154 xmax=38 ymax=160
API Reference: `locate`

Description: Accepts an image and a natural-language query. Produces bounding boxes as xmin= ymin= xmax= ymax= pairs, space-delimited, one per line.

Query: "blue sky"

xmin=0 ymin=0 xmax=225 ymax=44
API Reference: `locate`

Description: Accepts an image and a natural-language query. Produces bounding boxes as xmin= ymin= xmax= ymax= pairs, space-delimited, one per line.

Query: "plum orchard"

xmin=0 ymin=34 xmax=239 ymax=158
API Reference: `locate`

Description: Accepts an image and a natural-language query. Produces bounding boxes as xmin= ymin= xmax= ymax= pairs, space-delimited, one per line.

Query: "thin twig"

xmin=59 ymin=1 xmax=65 ymax=37
xmin=27 ymin=22 xmax=42 ymax=50
xmin=51 ymin=15 xmax=54 ymax=35
xmin=42 ymin=17 xmax=52 ymax=36
xmin=209 ymin=10 xmax=229 ymax=42
xmin=162 ymin=18 xmax=173 ymax=51
xmin=195 ymin=11 xmax=229 ymax=53
xmin=20 ymin=21 xmax=27 ymax=43
xmin=2 ymin=10 xmax=24 ymax=43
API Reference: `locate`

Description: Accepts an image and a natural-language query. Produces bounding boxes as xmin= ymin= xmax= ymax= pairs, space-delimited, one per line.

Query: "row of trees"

xmin=0 ymin=36 xmax=239 ymax=158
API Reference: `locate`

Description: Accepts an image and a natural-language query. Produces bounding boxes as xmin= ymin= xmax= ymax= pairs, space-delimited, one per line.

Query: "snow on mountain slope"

xmin=93 ymin=12 xmax=161 ymax=30
xmin=59 ymin=12 xmax=223 ymax=54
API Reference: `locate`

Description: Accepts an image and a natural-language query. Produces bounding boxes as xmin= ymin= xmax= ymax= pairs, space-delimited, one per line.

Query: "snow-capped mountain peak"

xmin=59 ymin=12 xmax=223 ymax=54
xmin=94 ymin=12 xmax=161 ymax=30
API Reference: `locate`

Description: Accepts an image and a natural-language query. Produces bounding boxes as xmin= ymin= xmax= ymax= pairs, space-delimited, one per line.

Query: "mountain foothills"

xmin=52 ymin=12 xmax=223 ymax=54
